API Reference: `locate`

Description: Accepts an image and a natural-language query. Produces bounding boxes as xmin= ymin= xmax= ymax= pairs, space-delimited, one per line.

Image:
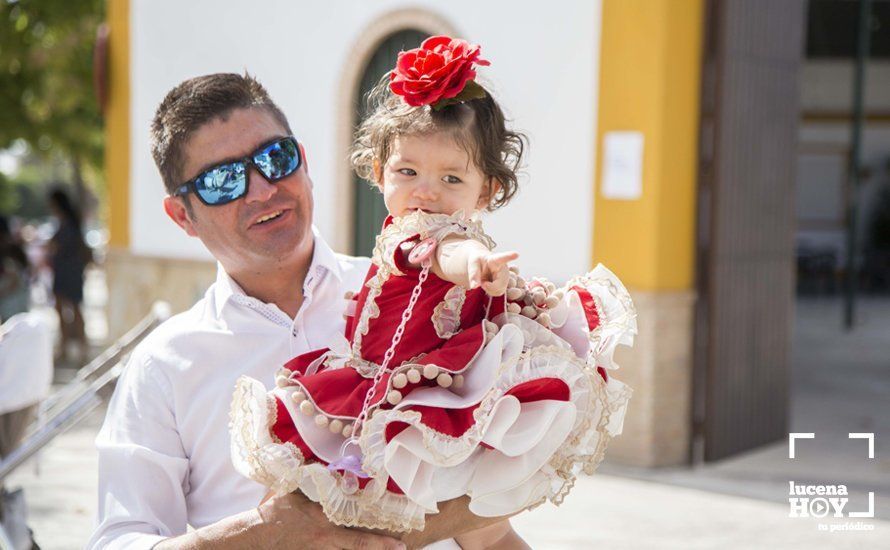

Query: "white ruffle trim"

xmin=229 ymin=376 xmax=305 ymax=496
xmin=298 ymin=465 xmax=429 ymax=532
xmin=371 ymin=210 xmax=496 ymax=275
xmin=357 ymin=343 xmax=631 ymax=521
xmin=432 ymin=285 xmax=466 ymax=339
xmin=550 ymin=263 xmax=638 ymax=371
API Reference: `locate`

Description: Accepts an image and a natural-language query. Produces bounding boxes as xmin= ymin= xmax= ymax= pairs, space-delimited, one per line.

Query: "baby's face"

xmin=377 ymin=132 xmax=491 ymax=218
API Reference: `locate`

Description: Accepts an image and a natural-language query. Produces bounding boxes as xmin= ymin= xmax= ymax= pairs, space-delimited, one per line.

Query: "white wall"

xmin=130 ymin=0 xmax=601 ymax=281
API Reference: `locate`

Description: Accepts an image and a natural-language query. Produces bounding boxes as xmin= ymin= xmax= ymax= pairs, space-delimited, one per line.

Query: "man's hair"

xmin=351 ymin=78 xmax=526 ymax=211
xmin=150 ymin=73 xmax=292 ymax=195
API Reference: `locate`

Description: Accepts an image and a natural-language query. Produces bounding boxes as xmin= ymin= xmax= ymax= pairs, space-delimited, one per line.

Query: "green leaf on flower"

xmin=431 ymin=80 xmax=487 ymax=111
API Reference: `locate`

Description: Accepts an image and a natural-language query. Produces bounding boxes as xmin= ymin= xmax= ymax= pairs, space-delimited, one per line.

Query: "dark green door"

xmin=352 ymin=30 xmax=429 ymax=257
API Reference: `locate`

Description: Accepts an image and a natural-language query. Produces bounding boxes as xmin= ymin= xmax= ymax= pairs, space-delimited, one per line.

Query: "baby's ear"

xmin=372 ymin=159 xmax=384 ymax=191
xmin=478 ymin=177 xmax=501 ymax=209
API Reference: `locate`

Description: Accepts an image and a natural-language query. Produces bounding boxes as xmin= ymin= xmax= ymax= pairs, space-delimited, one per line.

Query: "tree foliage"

xmin=0 ymin=0 xmax=105 ymax=176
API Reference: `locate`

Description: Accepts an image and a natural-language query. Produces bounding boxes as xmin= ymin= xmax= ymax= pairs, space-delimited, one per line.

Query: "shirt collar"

xmin=212 ymin=225 xmax=343 ymax=319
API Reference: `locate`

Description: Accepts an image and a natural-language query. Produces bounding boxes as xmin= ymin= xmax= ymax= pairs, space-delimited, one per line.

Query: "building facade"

xmin=106 ymin=0 xmax=815 ymax=468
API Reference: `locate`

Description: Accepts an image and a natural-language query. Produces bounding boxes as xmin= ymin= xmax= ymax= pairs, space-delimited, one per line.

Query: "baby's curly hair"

xmin=351 ymin=78 xmax=527 ymax=211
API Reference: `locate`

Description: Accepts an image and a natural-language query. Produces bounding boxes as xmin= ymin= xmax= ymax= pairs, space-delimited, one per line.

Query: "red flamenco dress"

xmin=230 ymin=211 xmax=636 ymax=532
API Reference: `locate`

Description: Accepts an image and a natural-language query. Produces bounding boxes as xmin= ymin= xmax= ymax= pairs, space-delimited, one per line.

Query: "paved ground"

xmin=7 ymin=409 xmax=889 ymax=549
xmin=3 ymin=276 xmax=890 ymax=548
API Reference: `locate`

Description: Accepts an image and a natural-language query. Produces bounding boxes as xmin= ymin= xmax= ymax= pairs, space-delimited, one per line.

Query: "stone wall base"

xmin=607 ymin=289 xmax=696 ymax=467
xmin=104 ymin=247 xmax=215 ymax=340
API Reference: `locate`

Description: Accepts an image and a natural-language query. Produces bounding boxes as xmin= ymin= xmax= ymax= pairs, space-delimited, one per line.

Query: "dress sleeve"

xmin=86 ymin=350 xmax=189 ymax=550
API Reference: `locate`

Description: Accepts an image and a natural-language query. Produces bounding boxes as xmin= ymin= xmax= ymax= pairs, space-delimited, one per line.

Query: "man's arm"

xmin=87 ymin=353 xmax=190 ymax=549
xmin=156 ymin=492 xmax=405 ymax=550
xmin=88 ymin=352 xmax=404 ymax=550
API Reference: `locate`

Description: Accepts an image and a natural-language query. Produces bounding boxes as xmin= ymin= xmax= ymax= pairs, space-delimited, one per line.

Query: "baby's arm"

xmin=454 ymin=519 xmax=530 ymax=550
xmin=429 ymin=235 xmax=518 ymax=296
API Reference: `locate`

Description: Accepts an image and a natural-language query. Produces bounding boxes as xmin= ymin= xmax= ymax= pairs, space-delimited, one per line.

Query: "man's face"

xmin=163 ymin=108 xmax=314 ymax=278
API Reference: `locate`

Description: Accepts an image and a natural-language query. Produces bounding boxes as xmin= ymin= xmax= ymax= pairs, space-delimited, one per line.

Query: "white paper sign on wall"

xmin=601 ymin=131 xmax=644 ymax=200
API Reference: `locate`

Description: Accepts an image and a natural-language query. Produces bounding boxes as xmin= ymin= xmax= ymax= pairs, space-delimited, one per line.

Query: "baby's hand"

xmin=468 ymin=250 xmax=519 ymax=296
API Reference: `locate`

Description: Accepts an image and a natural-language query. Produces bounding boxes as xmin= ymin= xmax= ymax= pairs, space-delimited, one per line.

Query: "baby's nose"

xmin=413 ymin=179 xmax=438 ymax=199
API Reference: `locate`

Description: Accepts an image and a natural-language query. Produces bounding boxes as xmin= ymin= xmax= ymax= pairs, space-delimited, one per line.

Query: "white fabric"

xmin=0 ymin=311 xmax=53 ymax=415
xmin=87 ymin=230 xmax=371 ymax=550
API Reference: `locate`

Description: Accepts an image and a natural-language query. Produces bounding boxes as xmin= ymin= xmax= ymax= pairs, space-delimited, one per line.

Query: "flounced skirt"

xmin=230 ymin=264 xmax=636 ymax=532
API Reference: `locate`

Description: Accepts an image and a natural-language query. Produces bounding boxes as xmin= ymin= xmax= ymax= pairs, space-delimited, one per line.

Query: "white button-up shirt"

xmin=87 ymin=233 xmax=370 ymax=549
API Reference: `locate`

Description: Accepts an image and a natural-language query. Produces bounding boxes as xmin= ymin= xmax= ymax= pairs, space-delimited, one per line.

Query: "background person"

xmin=46 ymin=188 xmax=90 ymax=363
xmin=0 ymin=216 xmax=30 ymax=322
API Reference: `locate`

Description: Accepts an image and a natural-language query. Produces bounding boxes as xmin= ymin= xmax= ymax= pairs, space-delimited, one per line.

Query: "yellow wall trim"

xmin=106 ymin=0 xmax=130 ymax=248
xmin=594 ymin=0 xmax=703 ymax=290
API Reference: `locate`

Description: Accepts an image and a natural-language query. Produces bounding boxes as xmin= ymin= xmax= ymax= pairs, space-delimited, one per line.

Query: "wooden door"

xmin=694 ymin=0 xmax=805 ymax=461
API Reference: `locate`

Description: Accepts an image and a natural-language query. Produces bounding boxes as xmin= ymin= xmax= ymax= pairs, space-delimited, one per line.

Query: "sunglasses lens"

xmin=194 ymin=162 xmax=246 ymax=205
xmin=255 ymin=138 xmax=300 ymax=181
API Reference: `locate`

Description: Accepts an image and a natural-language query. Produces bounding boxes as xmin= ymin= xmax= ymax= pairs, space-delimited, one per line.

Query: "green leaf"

xmin=431 ymin=79 xmax=487 ymax=111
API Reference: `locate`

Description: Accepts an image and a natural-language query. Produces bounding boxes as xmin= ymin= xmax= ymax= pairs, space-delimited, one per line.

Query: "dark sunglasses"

xmin=174 ymin=136 xmax=301 ymax=206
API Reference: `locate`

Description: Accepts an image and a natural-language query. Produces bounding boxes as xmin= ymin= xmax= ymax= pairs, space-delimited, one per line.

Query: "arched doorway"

xmin=351 ymin=30 xmax=429 ymax=257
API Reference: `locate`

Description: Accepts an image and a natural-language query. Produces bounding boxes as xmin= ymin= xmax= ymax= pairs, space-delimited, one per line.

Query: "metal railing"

xmin=0 ymin=302 xmax=171 ymax=484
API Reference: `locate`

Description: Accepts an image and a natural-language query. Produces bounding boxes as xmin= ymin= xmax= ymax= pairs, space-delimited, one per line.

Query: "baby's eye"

xmin=443 ymin=175 xmax=463 ymax=184
xmin=398 ymin=168 xmax=416 ymax=176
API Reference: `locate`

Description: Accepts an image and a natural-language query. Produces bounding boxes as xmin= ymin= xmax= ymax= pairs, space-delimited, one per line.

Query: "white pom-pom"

xmin=343 ymin=291 xmax=355 ymax=300
xmin=291 ymin=390 xmax=306 ymax=404
xmin=392 ymin=373 xmax=408 ymax=389
xmin=423 ymin=364 xmax=438 ymax=380
xmin=387 ymin=390 xmax=403 ymax=405
xmin=509 ymin=265 xmax=520 ymax=275
xmin=329 ymin=419 xmax=344 ymax=434
xmin=507 ymin=302 xmax=521 ymax=314
xmin=314 ymin=414 xmax=329 ymax=428
xmin=407 ymin=368 xmax=422 ymax=384
xmin=544 ymin=296 xmax=559 ymax=309
xmin=299 ymin=400 xmax=315 ymax=416
xmin=453 ymin=374 xmax=464 ymax=388
xmin=342 ymin=423 xmax=354 ymax=437
xmin=506 ymin=287 xmax=524 ymax=301
xmin=532 ymin=291 xmax=546 ymax=307
xmin=521 ymin=305 xmax=538 ymax=319
xmin=275 ymin=375 xmax=290 ymax=388
xmin=536 ymin=312 xmax=551 ymax=328
xmin=436 ymin=373 xmax=453 ymax=388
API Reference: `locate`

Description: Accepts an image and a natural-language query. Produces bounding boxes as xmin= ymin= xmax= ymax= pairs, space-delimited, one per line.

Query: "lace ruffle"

xmin=298 ymin=464 xmax=428 ymax=532
xmin=371 ymin=210 xmax=496 ymax=274
xmin=564 ymin=264 xmax=638 ymax=371
xmin=432 ymin=286 xmax=466 ymax=339
xmin=350 ymin=266 xmax=387 ymax=358
xmin=357 ymin=307 xmax=634 ymax=516
xmin=229 ymin=376 xmax=305 ymax=496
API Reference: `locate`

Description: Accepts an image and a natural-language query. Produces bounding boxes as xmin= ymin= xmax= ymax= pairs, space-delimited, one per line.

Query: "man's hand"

xmin=467 ymin=250 xmax=519 ymax=296
xmin=257 ymin=492 xmax=406 ymax=550
xmin=156 ymin=492 xmax=406 ymax=550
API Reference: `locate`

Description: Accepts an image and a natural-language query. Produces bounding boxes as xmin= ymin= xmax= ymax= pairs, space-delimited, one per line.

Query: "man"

xmin=88 ymin=74 xmax=498 ymax=549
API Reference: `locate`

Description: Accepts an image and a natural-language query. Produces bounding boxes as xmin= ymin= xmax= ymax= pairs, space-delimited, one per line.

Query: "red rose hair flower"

xmin=389 ymin=35 xmax=490 ymax=109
